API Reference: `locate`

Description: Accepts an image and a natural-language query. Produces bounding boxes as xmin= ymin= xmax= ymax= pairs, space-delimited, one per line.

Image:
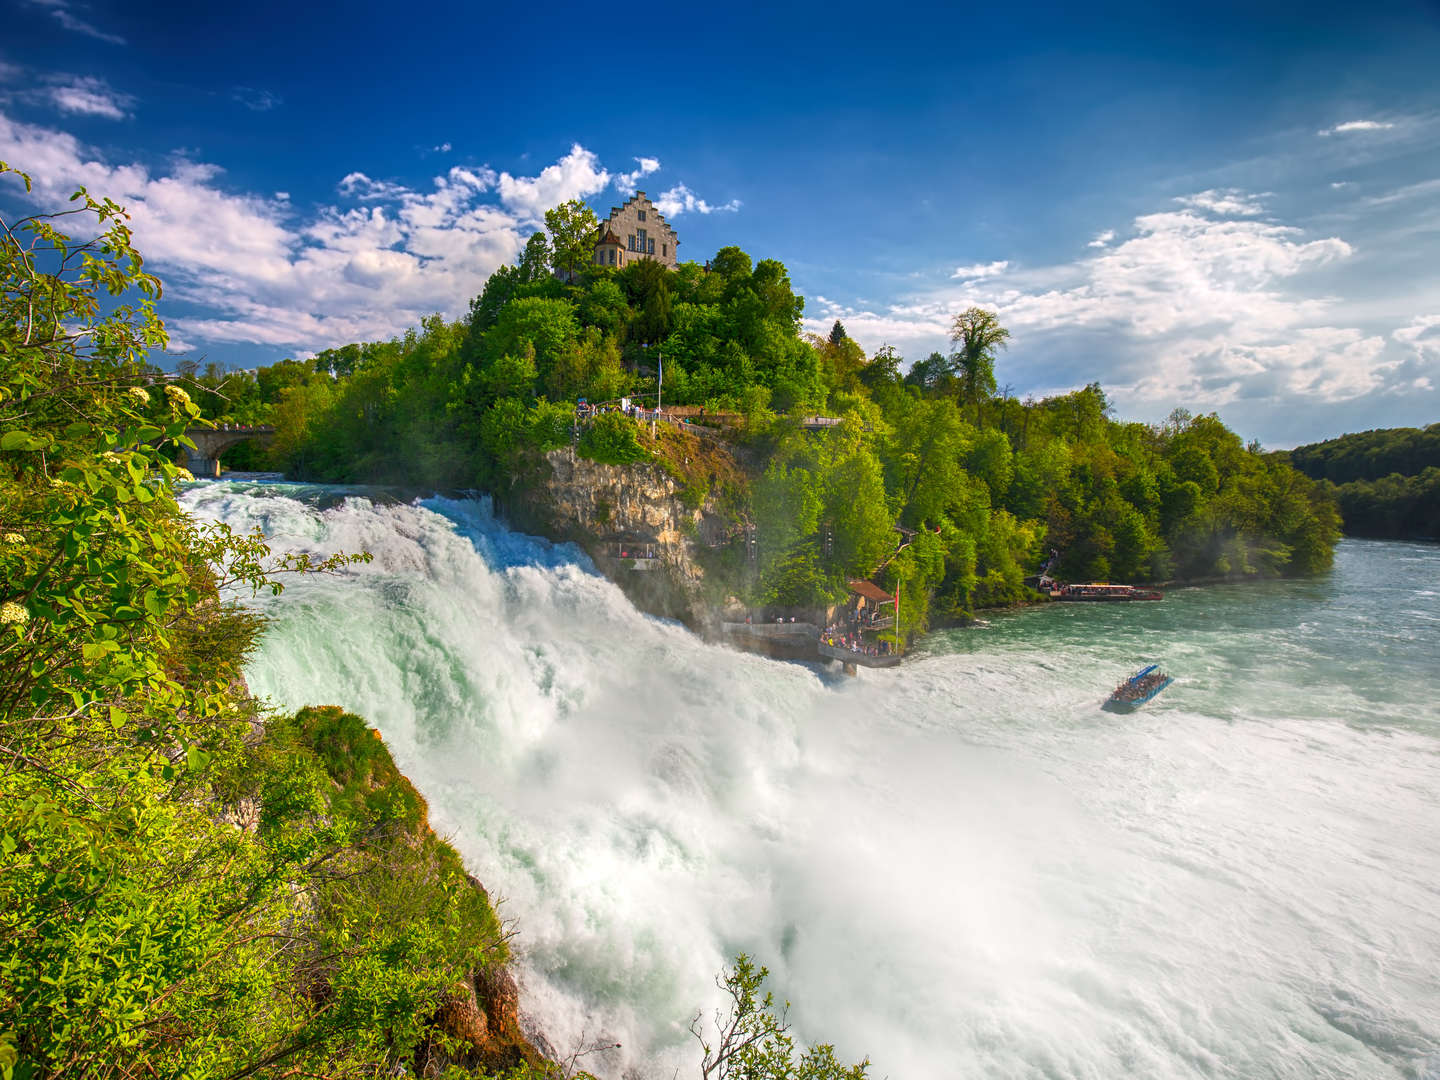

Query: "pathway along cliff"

xmin=183 ymin=480 xmax=1440 ymax=1080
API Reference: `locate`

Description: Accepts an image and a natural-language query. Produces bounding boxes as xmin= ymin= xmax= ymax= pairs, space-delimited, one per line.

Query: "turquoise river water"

xmin=182 ymin=481 xmax=1440 ymax=1080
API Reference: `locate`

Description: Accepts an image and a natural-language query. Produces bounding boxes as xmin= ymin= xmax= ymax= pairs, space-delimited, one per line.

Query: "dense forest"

xmin=1285 ymin=426 xmax=1440 ymax=539
xmin=191 ymin=198 xmax=1342 ymax=638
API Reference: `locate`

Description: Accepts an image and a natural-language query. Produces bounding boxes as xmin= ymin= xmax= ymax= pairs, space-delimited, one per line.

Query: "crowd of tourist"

xmin=1111 ymin=669 xmax=1171 ymax=702
xmin=821 ymin=626 xmax=894 ymax=658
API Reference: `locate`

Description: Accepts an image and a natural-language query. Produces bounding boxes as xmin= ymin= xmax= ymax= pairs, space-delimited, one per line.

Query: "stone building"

xmin=592 ymin=192 xmax=679 ymax=270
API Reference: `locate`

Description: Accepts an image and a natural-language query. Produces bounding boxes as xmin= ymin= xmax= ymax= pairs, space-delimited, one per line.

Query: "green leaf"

xmin=1 ymin=430 xmax=34 ymax=451
xmin=81 ymin=641 xmax=119 ymax=660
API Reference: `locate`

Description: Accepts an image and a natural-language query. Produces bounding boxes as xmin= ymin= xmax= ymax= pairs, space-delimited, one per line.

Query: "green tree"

xmin=949 ymin=306 xmax=1008 ymax=426
xmin=692 ymin=955 xmax=868 ymax=1080
xmin=518 ymin=230 xmax=554 ymax=282
xmin=544 ymin=198 xmax=600 ymax=280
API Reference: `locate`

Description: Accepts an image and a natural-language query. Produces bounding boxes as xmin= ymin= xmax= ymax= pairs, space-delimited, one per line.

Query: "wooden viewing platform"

xmin=817 ymin=642 xmax=902 ymax=668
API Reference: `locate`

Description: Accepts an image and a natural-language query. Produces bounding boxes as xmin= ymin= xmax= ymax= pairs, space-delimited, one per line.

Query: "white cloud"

xmin=1174 ymin=188 xmax=1266 ymax=216
xmin=0 ymin=111 xmax=530 ymax=351
xmin=615 ymin=156 xmax=661 ymax=196
xmin=24 ymin=0 xmax=125 ymax=44
xmin=432 ymin=141 xmax=452 ymax=153
xmin=1317 ymin=119 xmax=1395 ymax=136
xmin=0 ymin=61 xmax=22 ymax=83
xmin=46 ymin=75 xmax=132 ymax=119
xmin=231 ymin=87 xmax=282 ymax=112
xmin=1087 ymin=230 xmax=1115 ymax=248
xmin=1330 ymin=181 xmax=1350 ymax=189
xmin=951 ymin=260 xmax=1009 ymax=280
xmin=653 ymin=182 xmax=740 ymax=217
xmin=496 ymin=143 xmax=610 ymax=222
xmin=806 ymin=201 xmax=1390 ymax=412
xmin=1128 ymin=328 xmax=1389 ymax=406
xmin=1363 ymin=177 xmax=1440 ymax=207
xmin=0 ymin=117 xmax=727 ymax=355
xmin=339 ymin=172 xmax=410 ymax=201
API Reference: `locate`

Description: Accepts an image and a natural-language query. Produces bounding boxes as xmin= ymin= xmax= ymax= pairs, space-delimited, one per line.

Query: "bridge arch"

xmin=184 ymin=426 xmax=274 ymax=478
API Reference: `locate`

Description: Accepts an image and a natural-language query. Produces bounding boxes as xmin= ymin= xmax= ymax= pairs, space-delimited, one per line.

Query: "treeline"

xmin=1284 ymin=425 xmax=1440 ymax=539
xmin=1288 ymin=424 xmax=1440 ymax=484
xmin=191 ymin=200 xmax=1340 ymax=636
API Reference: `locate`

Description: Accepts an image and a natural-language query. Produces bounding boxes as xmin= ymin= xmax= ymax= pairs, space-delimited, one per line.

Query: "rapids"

xmin=182 ymin=480 xmax=1440 ymax=1080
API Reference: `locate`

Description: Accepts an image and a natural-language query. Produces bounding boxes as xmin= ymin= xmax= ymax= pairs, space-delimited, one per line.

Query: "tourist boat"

xmin=1103 ymin=664 xmax=1173 ymax=711
xmin=1047 ymin=582 xmax=1164 ymax=601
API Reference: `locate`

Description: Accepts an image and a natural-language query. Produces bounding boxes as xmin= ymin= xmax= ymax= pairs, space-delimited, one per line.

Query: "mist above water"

xmin=183 ymin=482 xmax=1440 ymax=1079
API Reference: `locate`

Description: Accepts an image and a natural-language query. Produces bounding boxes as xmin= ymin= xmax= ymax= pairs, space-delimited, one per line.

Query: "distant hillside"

xmin=1284 ymin=424 xmax=1440 ymax=540
xmin=1288 ymin=424 xmax=1440 ymax=484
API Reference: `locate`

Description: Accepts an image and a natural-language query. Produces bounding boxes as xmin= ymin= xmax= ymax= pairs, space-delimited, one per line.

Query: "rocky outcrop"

xmin=504 ymin=446 xmax=739 ymax=631
xmin=422 ymin=966 xmax=543 ymax=1077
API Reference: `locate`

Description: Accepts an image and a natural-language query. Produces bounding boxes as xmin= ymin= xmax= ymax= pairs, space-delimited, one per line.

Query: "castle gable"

xmin=591 ymin=192 xmax=679 ymax=270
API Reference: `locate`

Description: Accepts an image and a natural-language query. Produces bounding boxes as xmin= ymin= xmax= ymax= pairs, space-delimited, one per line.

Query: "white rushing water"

xmin=183 ymin=481 xmax=1440 ymax=1080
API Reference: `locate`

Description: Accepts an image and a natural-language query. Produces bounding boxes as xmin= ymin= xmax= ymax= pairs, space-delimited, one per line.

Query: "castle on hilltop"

xmin=591 ymin=192 xmax=679 ymax=271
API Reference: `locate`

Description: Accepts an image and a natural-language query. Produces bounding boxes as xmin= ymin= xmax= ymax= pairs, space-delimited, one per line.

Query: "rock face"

xmin=504 ymin=447 xmax=736 ymax=631
xmin=424 ymin=966 xmax=542 ymax=1077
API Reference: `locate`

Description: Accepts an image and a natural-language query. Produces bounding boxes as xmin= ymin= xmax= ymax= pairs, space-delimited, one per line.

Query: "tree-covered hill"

xmin=190 ymin=198 xmax=1341 ymax=637
xmin=1284 ymin=425 xmax=1440 ymax=539
xmin=1288 ymin=425 xmax=1440 ymax=484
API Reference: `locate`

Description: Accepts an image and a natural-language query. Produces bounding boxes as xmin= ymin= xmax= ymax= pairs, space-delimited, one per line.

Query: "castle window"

xmin=637 ymin=228 xmax=648 ymax=253
xmin=628 ymin=235 xmax=636 ymax=251
xmin=638 ymin=210 xmax=647 ymax=221
xmin=648 ymin=237 xmax=655 ymax=254
xmin=662 ymin=243 xmax=667 ymax=257
xmin=609 ymin=248 xmax=616 ymax=265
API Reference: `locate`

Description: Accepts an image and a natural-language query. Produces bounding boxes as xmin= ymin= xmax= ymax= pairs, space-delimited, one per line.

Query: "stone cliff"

xmin=502 ymin=445 xmax=742 ymax=631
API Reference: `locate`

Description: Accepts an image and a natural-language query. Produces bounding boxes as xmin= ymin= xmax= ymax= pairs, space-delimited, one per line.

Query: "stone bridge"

xmin=185 ymin=425 xmax=274 ymax=477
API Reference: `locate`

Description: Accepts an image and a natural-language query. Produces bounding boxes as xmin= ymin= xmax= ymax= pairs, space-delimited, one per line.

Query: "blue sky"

xmin=3 ymin=0 xmax=1439 ymax=447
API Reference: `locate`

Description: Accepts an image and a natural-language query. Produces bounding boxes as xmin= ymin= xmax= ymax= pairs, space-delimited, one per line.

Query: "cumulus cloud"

xmin=1391 ymin=315 xmax=1440 ymax=392
xmin=653 ymin=182 xmax=740 ymax=217
xmin=1087 ymin=230 xmax=1115 ymax=248
xmin=1174 ymin=188 xmax=1266 ymax=216
xmin=805 ymin=201 xmax=1392 ymax=414
xmin=0 ymin=117 xmax=735 ymax=356
xmin=615 ymin=156 xmax=661 ymax=196
xmin=496 ymin=143 xmax=610 ymax=222
xmin=1318 ymin=119 xmax=1395 ymax=136
xmin=338 ymin=172 xmax=410 ymax=201
xmin=24 ymin=0 xmax=125 ymax=44
xmin=46 ymin=75 xmax=132 ymax=119
xmin=0 ymin=112 xmax=535 ymax=350
xmin=951 ymin=260 xmax=1009 ymax=280
xmin=231 ymin=87 xmax=282 ymax=112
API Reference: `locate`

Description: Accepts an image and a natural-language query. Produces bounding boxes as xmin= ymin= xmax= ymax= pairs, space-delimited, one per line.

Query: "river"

xmin=182 ymin=480 xmax=1440 ymax=1080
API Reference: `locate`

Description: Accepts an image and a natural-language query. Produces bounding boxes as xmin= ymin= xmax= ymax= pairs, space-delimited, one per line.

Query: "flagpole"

xmin=652 ymin=347 xmax=662 ymax=438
